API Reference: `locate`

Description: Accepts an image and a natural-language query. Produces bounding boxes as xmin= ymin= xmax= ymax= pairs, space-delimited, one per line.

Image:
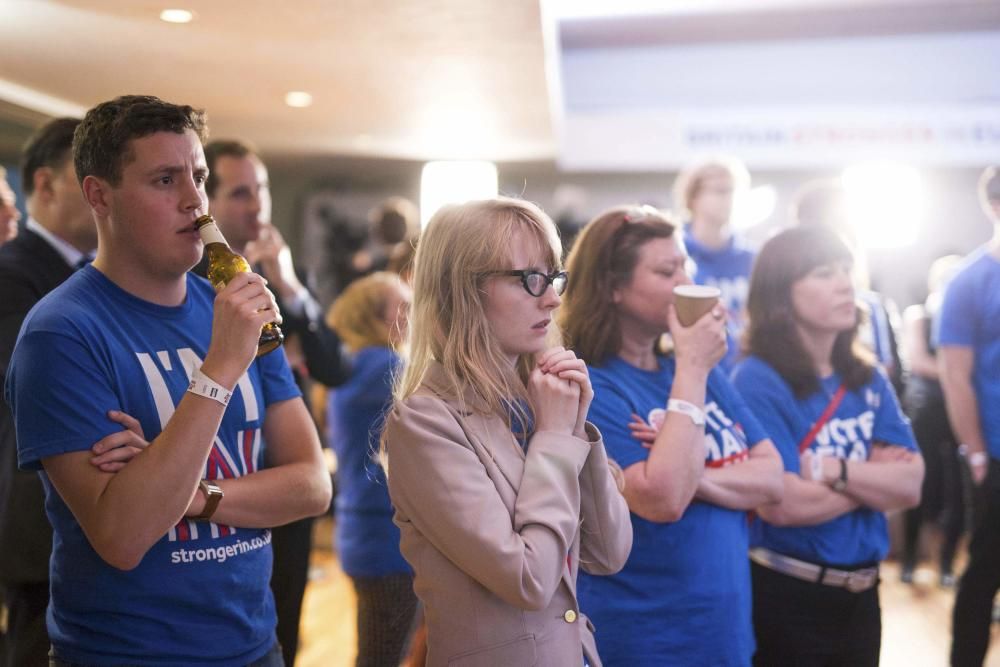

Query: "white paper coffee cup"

xmin=673 ymin=285 xmax=721 ymax=327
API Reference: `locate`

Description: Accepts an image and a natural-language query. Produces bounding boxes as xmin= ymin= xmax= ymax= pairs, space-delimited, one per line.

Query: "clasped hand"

xmin=528 ymin=347 xmax=593 ymax=438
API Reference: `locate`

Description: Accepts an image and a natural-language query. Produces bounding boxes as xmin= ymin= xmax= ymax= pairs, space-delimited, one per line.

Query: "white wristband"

xmin=959 ymin=444 xmax=989 ymax=467
xmin=666 ymin=399 xmax=706 ymax=427
xmin=187 ymin=367 xmax=232 ymax=406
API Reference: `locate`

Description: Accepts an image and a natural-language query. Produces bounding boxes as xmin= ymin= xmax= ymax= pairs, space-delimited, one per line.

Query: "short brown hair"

xmin=744 ymin=225 xmax=873 ymax=397
xmin=20 ymin=117 xmax=80 ymax=196
xmin=73 ymin=95 xmax=207 ymax=187
xmin=369 ymin=196 xmax=418 ymax=245
xmin=204 ymin=139 xmax=256 ymax=198
xmin=559 ymin=205 xmax=679 ymax=365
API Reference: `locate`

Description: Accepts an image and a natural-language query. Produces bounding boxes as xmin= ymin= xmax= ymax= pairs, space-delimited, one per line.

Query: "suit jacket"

xmin=384 ymin=363 xmax=632 ymax=667
xmin=0 ymin=228 xmax=74 ymax=583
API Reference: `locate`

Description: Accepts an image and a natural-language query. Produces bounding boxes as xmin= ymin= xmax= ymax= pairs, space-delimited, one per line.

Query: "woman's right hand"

xmin=668 ymin=302 xmax=727 ymax=372
xmin=528 ymin=351 xmax=581 ymax=436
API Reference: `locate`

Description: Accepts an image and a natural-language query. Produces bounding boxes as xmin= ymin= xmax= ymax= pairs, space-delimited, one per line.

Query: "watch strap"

xmin=832 ymin=458 xmax=849 ymax=492
xmin=192 ymin=479 xmax=224 ymax=521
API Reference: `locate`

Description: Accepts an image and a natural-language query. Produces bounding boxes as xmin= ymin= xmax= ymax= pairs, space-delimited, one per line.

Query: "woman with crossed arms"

xmin=731 ymin=225 xmax=923 ymax=666
xmin=560 ymin=205 xmax=783 ymax=666
xmin=381 ymin=197 xmax=632 ymax=666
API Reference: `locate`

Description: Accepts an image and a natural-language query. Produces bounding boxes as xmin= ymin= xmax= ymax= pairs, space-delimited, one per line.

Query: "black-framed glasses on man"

xmin=489 ymin=269 xmax=569 ymax=297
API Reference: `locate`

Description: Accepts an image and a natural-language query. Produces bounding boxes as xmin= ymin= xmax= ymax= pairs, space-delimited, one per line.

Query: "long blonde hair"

xmin=394 ymin=197 xmax=563 ymax=422
xmin=326 ymin=271 xmax=404 ymax=353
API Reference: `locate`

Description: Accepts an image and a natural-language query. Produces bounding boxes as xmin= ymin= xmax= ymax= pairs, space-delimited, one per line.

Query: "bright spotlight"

xmin=732 ymin=185 xmax=776 ymax=232
xmin=841 ymin=162 xmax=923 ymax=249
xmin=159 ymin=9 xmax=194 ymax=23
xmin=284 ymin=91 xmax=313 ymax=108
xmin=420 ymin=161 xmax=498 ymax=228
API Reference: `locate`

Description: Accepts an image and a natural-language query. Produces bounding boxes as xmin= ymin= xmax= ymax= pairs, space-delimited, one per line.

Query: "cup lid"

xmin=673 ymin=284 xmax=721 ymax=298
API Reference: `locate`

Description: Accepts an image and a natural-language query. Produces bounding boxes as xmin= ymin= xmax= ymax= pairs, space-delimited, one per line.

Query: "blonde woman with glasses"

xmin=381 ymin=197 xmax=632 ymax=666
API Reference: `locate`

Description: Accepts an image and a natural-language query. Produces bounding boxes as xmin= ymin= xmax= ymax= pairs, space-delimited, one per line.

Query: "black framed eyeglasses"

xmin=491 ymin=269 xmax=569 ymax=297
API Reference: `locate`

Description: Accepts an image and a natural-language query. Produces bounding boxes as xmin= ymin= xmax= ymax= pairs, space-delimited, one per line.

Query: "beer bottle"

xmin=194 ymin=214 xmax=283 ymax=356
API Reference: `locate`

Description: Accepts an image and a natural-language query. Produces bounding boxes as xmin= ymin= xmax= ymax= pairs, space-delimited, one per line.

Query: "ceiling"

xmin=1 ymin=0 xmax=998 ymax=166
xmin=0 ymin=0 xmax=554 ymax=162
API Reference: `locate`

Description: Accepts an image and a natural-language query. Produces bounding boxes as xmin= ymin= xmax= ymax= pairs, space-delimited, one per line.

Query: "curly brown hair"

xmin=203 ymin=139 xmax=256 ymax=198
xmin=73 ymin=95 xmax=207 ymax=187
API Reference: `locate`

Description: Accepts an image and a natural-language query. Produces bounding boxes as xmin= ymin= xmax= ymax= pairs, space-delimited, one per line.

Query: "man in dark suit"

xmin=199 ymin=139 xmax=350 ymax=666
xmin=0 ymin=118 xmax=95 ymax=667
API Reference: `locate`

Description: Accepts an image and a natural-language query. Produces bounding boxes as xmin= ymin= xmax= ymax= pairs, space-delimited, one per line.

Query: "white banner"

xmin=559 ymin=106 xmax=1000 ymax=171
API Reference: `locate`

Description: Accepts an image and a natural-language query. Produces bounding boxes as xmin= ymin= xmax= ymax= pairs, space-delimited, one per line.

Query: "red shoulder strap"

xmin=797 ymin=384 xmax=847 ymax=453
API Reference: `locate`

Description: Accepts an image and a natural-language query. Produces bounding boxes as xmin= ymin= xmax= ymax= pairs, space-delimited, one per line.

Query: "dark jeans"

xmin=751 ymin=561 xmax=881 ymax=667
xmin=351 ymin=573 xmax=419 ymax=667
xmin=0 ymin=580 xmax=49 ymax=667
xmin=902 ymin=380 xmax=968 ymax=574
xmin=951 ymin=458 xmax=1000 ymax=666
xmin=49 ymin=641 xmax=284 ymax=667
xmin=270 ymin=517 xmax=313 ymax=667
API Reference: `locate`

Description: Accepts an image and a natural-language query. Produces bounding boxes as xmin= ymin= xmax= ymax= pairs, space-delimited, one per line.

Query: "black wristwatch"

xmin=192 ymin=479 xmax=224 ymax=521
xmin=831 ymin=458 xmax=848 ymax=492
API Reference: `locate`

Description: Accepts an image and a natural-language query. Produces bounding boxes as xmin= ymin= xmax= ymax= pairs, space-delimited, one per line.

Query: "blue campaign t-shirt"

xmin=730 ymin=356 xmax=916 ymax=566
xmin=936 ymin=249 xmax=1000 ymax=461
xmin=327 ymin=345 xmax=410 ymax=578
xmin=6 ymin=266 xmax=300 ymax=666
xmin=578 ymin=355 xmax=768 ymax=667
xmin=683 ymin=228 xmax=756 ymax=371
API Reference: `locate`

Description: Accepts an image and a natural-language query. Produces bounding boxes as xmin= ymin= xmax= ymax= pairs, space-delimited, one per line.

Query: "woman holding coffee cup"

xmin=730 ymin=225 xmax=923 ymax=666
xmin=559 ymin=205 xmax=783 ymax=666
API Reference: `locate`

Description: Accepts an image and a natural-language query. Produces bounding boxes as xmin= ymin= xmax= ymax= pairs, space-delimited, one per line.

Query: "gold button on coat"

xmin=563 ymin=610 xmax=577 ymax=623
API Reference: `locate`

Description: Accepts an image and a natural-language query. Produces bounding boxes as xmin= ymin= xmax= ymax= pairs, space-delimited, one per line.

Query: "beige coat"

xmin=384 ymin=364 xmax=633 ymax=666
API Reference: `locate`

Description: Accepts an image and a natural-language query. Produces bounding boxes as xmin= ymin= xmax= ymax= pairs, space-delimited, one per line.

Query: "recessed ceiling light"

xmin=285 ymin=91 xmax=313 ymax=108
xmin=159 ymin=9 xmax=194 ymax=24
